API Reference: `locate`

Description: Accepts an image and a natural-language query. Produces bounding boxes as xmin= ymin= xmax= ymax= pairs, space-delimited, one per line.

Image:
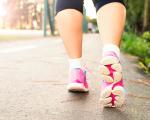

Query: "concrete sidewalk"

xmin=0 ymin=34 xmax=149 ymax=120
xmin=0 ymin=29 xmax=43 ymax=37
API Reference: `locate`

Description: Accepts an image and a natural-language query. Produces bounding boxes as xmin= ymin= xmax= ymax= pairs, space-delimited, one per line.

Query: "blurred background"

xmin=0 ymin=0 xmax=43 ymax=29
xmin=0 ymin=0 xmax=149 ymax=32
xmin=0 ymin=0 xmax=150 ymax=74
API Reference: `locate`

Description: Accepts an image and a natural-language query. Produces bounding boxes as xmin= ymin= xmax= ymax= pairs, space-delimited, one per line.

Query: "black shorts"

xmin=56 ymin=0 xmax=125 ymax=15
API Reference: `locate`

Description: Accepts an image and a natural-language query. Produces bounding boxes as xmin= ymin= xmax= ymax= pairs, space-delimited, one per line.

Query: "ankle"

xmin=102 ymin=44 xmax=120 ymax=58
xmin=68 ymin=57 xmax=82 ymax=71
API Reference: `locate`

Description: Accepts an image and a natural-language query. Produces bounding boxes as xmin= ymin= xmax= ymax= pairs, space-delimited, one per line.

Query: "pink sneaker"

xmin=99 ymin=51 xmax=125 ymax=107
xmin=67 ymin=68 xmax=89 ymax=92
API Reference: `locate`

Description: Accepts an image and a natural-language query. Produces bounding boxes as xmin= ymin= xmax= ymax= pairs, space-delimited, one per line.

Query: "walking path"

xmin=0 ymin=34 xmax=149 ymax=120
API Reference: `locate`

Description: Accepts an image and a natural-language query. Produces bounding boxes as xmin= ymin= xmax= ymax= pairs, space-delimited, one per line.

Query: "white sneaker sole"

xmin=100 ymin=56 xmax=125 ymax=107
xmin=100 ymin=56 xmax=119 ymax=65
xmin=100 ymin=86 xmax=125 ymax=107
xmin=100 ymin=56 xmax=122 ymax=84
xmin=67 ymin=83 xmax=89 ymax=92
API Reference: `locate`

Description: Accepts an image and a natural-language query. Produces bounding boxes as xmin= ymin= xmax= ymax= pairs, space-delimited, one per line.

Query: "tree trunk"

xmin=143 ymin=0 xmax=150 ymax=31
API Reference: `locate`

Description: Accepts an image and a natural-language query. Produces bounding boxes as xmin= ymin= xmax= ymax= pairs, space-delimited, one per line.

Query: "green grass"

xmin=121 ymin=32 xmax=150 ymax=73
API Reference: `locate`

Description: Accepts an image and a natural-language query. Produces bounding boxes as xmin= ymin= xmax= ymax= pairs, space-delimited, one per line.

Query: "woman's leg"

xmin=97 ymin=2 xmax=126 ymax=47
xmin=93 ymin=0 xmax=126 ymax=107
xmin=55 ymin=0 xmax=83 ymax=59
xmin=55 ymin=0 xmax=88 ymax=92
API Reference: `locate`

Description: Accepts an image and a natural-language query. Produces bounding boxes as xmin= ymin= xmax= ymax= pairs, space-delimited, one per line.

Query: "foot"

xmin=99 ymin=51 xmax=125 ymax=107
xmin=67 ymin=68 xmax=89 ymax=92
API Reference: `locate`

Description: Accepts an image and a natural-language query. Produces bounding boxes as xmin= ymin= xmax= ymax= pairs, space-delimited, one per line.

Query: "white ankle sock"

xmin=102 ymin=44 xmax=120 ymax=58
xmin=68 ymin=58 xmax=82 ymax=70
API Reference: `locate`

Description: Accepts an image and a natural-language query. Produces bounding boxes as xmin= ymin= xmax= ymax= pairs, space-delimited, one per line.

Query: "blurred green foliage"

xmin=121 ymin=32 xmax=150 ymax=73
xmin=125 ymin=0 xmax=144 ymax=32
xmin=126 ymin=0 xmax=150 ymax=32
xmin=121 ymin=0 xmax=150 ymax=73
xmin=142 ymin=32 xmax=150 ymax=42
